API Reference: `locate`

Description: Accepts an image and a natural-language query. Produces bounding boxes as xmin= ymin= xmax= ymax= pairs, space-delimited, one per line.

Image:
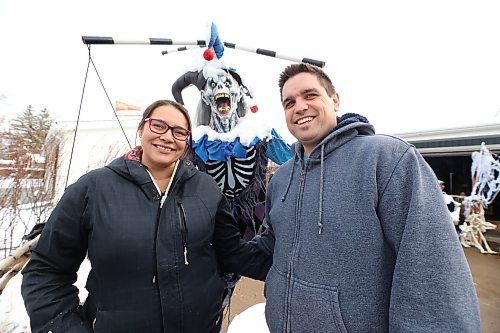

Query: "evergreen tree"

xmin=7 ymin=105 xmax=53 ymax=159
xmin=34 ymin=108 xmax=52 ymax=152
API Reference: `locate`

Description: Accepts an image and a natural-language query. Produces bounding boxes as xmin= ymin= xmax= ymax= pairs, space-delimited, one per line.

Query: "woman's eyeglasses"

xmin=145 ymin=118 xmax=190 ymax=141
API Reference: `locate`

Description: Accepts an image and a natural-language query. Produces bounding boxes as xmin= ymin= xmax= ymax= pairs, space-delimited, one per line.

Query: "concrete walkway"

xmin=464 ymin=246 xmax=500 ymax=333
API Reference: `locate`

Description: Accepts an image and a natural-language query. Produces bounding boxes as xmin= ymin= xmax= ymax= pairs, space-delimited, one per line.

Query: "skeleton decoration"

xmin=470 ymin=142 xmax=500 ymax=206
xmin=172 ymin=23 xmax=292 ymax=239
xmin=459 ymin=202 xmax=498 ymax=254
xmin=202 ymin=68 xmax=243 ymax=133
xmin=458 ymin=143 xmax=499 ymax=254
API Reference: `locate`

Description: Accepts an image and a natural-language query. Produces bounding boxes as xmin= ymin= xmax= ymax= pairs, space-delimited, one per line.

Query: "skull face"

xmin=201 ymin=72 xmax=243 ymax=132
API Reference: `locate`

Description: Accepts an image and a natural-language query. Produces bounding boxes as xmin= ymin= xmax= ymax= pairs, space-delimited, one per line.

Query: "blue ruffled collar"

xmin=192 ymin=113 xmax=272 ymax=162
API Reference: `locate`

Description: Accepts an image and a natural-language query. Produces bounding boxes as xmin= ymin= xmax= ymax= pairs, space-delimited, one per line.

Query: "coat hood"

xmin=105 ymin=152 xmax=198 ymax=199
xmin=291 ymin=112 xmax=374 ymax=160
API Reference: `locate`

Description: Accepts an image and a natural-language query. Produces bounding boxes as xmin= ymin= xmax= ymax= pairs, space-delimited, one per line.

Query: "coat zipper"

xmin=284 ymin=164 xmax=307 ymax=332
xmin=151 ymin=172 xmax=182 ymax=283
xmin=148 ymin=162 xmax=183 ymax=333
xmin=178 ymin=201 xmax=189 ymax=265
xmin=152 ymin=198 xmax=163 ymax=284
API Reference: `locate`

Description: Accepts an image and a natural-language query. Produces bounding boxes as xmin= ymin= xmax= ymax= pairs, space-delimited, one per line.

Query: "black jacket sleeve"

xmin=21 ymin=177 xmax=93 ymax=333
xmin=212 ymin=196 xmax=272 ymax=281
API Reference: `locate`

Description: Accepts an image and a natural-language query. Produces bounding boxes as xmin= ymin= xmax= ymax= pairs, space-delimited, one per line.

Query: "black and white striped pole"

xmin=161 ymin=45 xmax=204 ymax=55
xmin=223 ymin=42 xmax=325 ymax=68
xmin=81 ymin=36 xmax=326 ymax=68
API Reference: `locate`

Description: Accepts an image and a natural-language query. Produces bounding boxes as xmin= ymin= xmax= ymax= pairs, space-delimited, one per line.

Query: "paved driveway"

xmin=464 ymin=246 xmax=500 ymax=333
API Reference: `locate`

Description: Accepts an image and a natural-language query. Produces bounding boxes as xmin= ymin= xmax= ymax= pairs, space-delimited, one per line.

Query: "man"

xmin=256 ymin=63 xmax=481 ymax=332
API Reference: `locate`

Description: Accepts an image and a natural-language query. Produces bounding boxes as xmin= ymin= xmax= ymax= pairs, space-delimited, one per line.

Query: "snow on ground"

xmin=0 ymin=202 xmax=91 ymax=333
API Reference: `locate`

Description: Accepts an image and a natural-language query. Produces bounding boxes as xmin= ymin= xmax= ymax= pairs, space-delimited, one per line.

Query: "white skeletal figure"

xmin=457 ymin=143 xmax=500 ymax=254
xmin=470 ymin=142 xmax=500 ymax=207
xmin=460 ymin=198 xmax=498 ymax=254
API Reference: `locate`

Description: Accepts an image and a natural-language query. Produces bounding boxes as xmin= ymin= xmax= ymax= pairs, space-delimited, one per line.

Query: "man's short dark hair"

xmin=278 ymin=63 xmax=336 ymax=100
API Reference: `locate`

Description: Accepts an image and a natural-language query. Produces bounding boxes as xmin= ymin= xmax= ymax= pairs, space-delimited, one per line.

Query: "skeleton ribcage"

xmin=205 ymin=146 xmax=256 ymax=198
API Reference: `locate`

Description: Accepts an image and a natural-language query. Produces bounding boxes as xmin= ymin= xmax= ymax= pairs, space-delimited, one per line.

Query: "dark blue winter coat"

xmin=21 ymin=156 xmax=271 ymax=333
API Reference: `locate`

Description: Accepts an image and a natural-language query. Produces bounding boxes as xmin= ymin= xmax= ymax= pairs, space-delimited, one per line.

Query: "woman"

xmin=21 ymin=100 xmax=271 ymax=333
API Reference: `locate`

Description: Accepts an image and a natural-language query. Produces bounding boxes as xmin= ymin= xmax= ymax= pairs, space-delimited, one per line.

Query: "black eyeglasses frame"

xmin=145 ymin=118 xmax=191 ymax=141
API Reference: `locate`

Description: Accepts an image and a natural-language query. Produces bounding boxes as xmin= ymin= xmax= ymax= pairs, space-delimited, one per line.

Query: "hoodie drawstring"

xmin=318 ymin=145 xmax=325 ymax=234
xmin=281 ymin=154 xmax=296 ymax=202
xmin=280 ymin=148 xmax=325 ymax=234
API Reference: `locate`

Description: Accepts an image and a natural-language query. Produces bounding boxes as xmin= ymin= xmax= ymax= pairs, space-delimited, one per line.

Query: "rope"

xmin=64 ymin=45 xmax=91 ymax=190
xmin=88 ymin=49 xmax=132 ymax=151
xmin=65 ymin=44 xmax=134 ymax=189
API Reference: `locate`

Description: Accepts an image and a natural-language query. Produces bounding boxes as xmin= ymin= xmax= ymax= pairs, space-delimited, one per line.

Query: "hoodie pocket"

xmin=290 ymin=278 xmax=348 ymax=333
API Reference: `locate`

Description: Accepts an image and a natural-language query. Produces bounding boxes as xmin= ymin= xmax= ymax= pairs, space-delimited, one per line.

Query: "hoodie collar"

xmin=292 ymin=113 xmax=374 ymax=160
xmin=283 ymin=113 xmax=373 ymax=235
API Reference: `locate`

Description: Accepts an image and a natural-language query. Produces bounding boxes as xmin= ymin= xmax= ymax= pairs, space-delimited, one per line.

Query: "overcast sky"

xmin=1 ymin=0 xmax=499 ymax=143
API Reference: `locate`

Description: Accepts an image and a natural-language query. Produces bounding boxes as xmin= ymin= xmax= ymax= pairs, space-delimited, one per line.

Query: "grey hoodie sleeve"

xmin=377 ymin=146 xmax=481 ymax=332
xmin=21 ymin=177 xmax=92 ymax=333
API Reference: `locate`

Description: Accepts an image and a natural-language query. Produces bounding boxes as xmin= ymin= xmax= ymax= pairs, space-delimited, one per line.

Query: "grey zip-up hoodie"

xmin=257 ymin=114 xmax=481 ymax=332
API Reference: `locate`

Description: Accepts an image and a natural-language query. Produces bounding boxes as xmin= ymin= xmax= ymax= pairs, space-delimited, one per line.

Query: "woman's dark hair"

xmin=138 ymin=99 xmax=193 ymax=158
